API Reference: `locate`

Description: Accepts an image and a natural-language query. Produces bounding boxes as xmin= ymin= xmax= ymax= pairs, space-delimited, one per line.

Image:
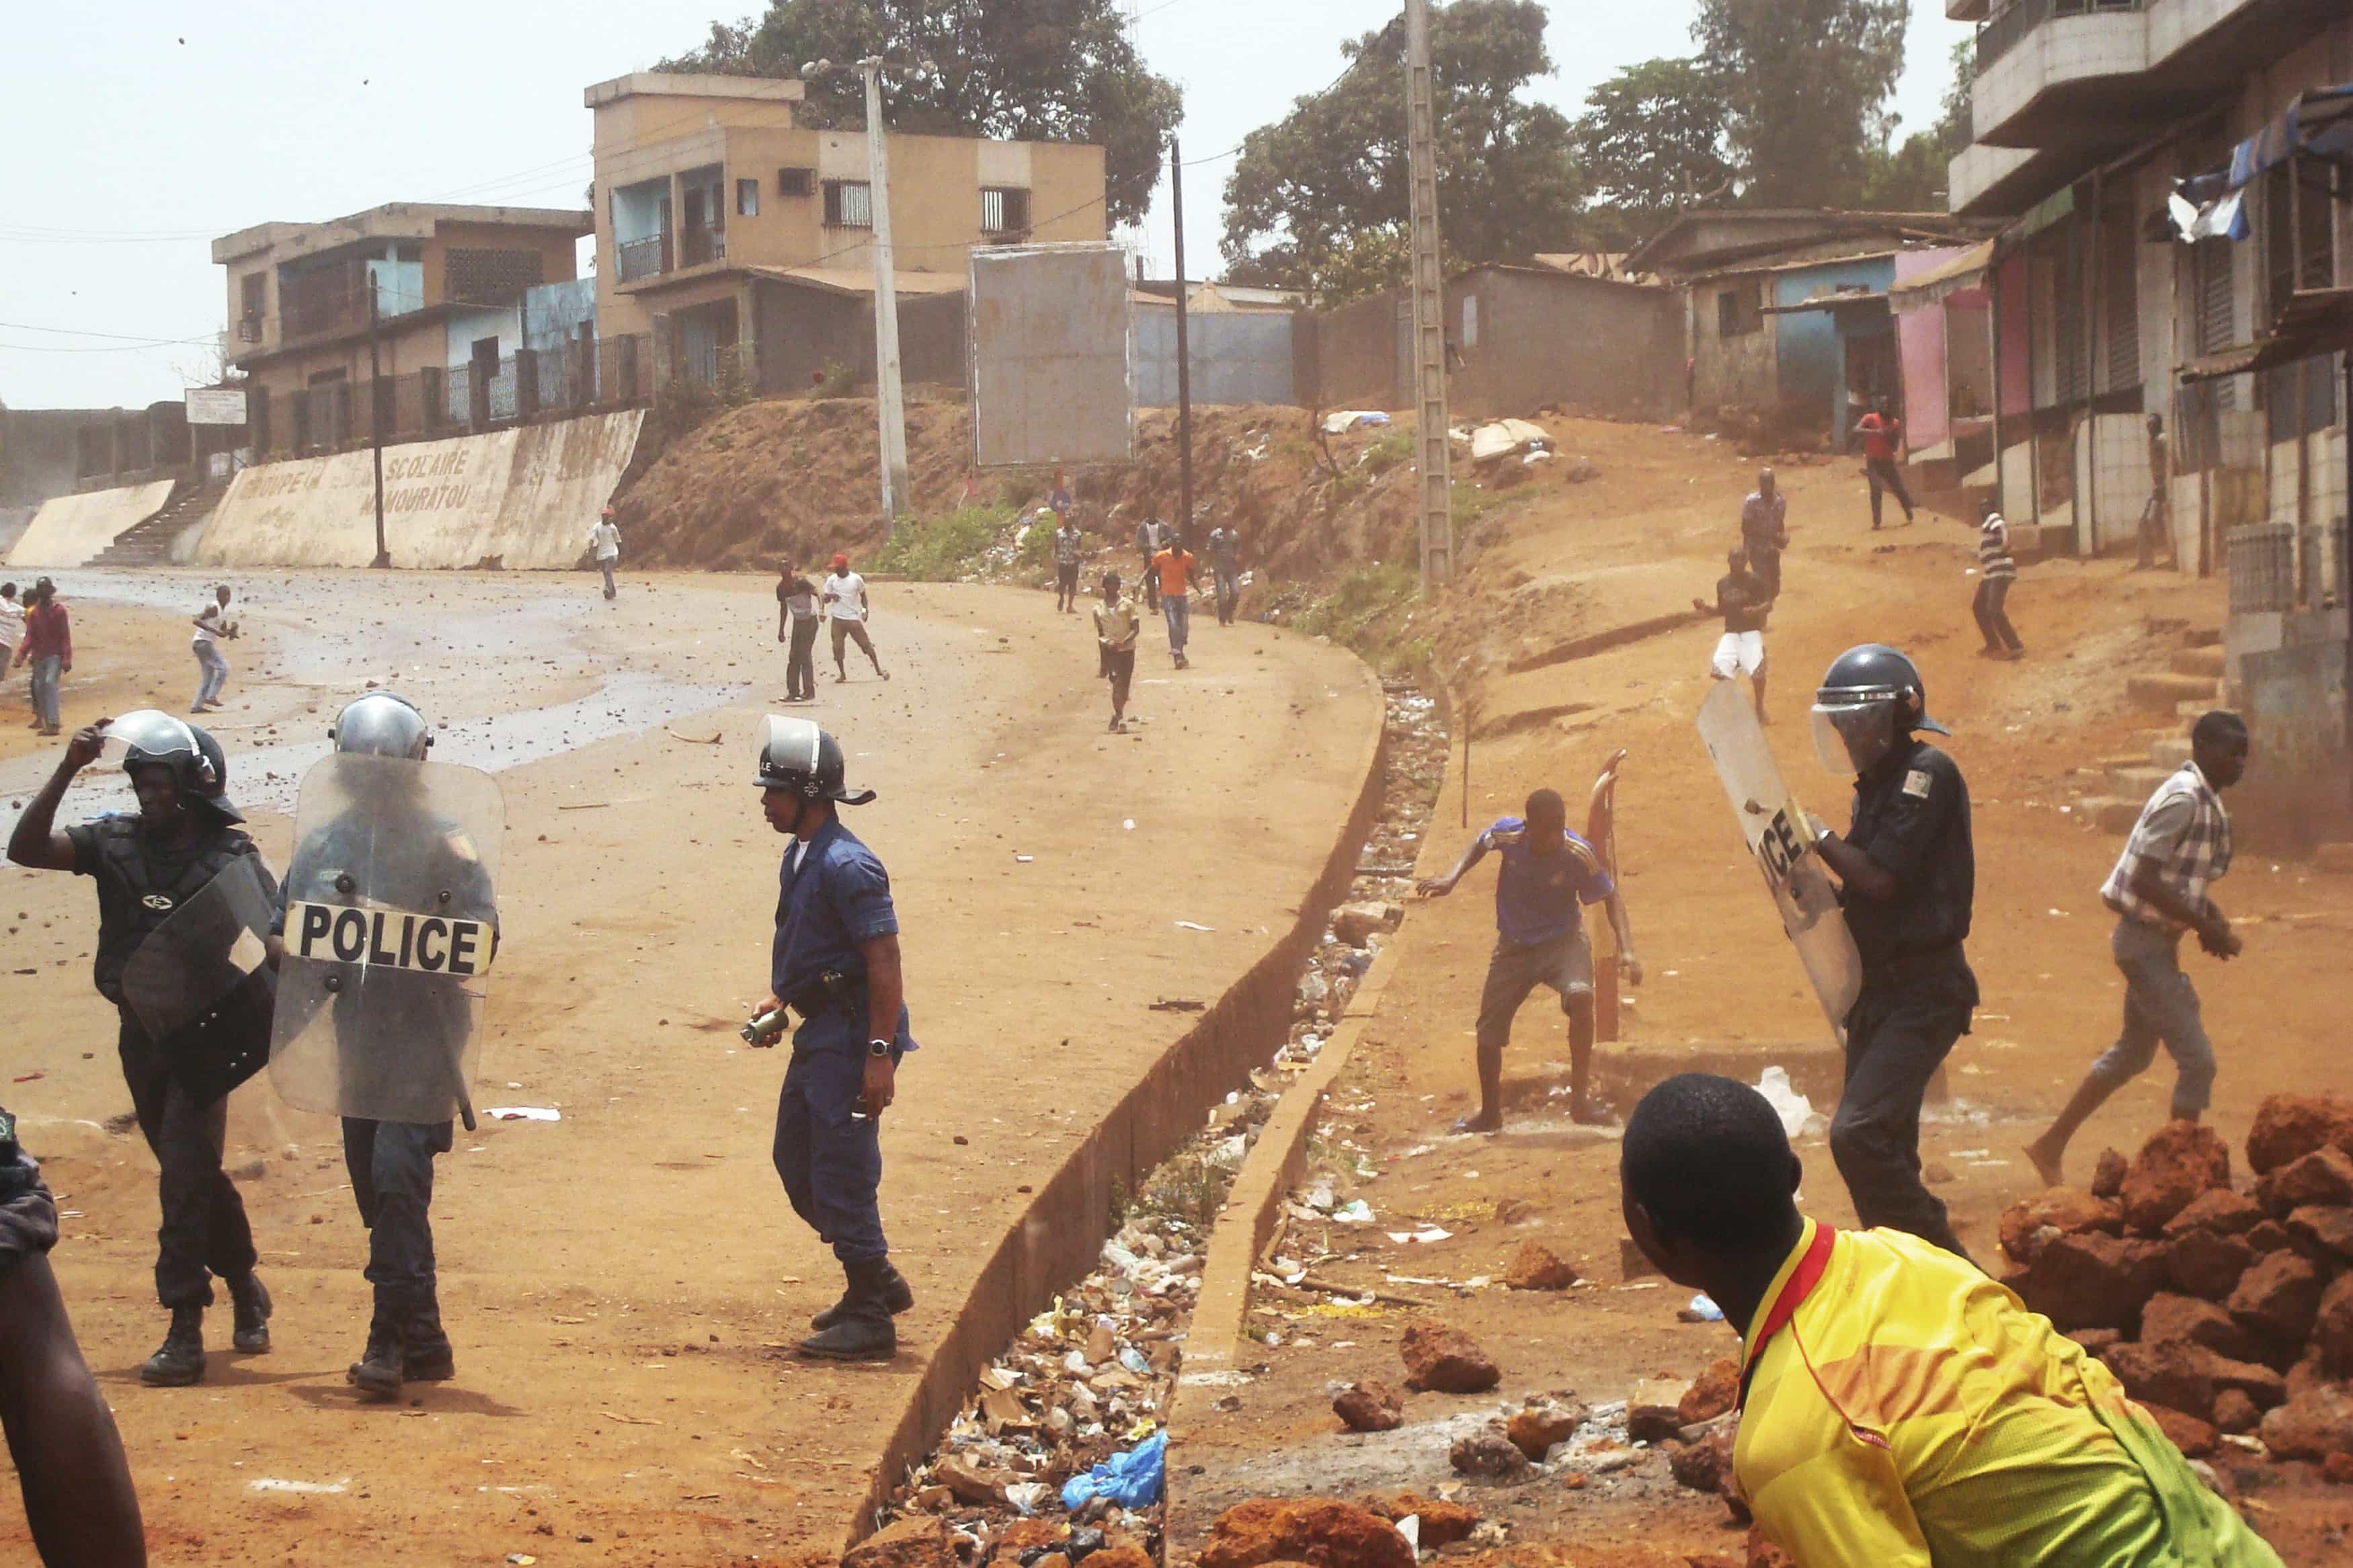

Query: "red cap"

xmin=830 ymin=552 xmax=849 ymax=571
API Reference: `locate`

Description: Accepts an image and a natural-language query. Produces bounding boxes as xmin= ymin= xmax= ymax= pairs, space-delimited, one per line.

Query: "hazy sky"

xmin=0 ymin=1 xmax=1968 ymax=411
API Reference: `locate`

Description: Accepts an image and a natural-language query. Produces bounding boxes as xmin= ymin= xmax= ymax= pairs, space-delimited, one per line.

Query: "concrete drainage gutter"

xmin=848 ymin=657 xmax=1389 ymax=1546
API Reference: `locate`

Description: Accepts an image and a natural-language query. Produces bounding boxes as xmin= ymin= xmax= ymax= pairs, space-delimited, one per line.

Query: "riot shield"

xmin=268 ymin=753 xmax=504 ymax=1124
xmin=1696 ymin=682 xmax=1861 ymax=1042
xmin=120 ymin=856 xmax=278 ymax=1102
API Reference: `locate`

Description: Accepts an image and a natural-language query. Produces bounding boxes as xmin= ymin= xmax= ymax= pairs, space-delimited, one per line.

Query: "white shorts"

xmin=1711 ymin=630 xmax=1765 ymax=679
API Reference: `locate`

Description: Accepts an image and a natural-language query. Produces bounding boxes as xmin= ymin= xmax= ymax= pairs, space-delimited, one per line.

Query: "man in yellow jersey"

xmin=1619 ymin=1073 xmax=2280 ymax=1566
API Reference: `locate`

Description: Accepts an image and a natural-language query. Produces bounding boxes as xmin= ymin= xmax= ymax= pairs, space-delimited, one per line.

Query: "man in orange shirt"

xmin=1854 ymin=402 xmax=1915 ymax=530
xmin=1151 ymin=535 xmax=1199 ymax=670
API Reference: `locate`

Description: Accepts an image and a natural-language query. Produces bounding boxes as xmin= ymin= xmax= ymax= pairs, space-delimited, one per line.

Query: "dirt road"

xmin=0 ymin=569 xmax=1379 ymax=1566
xmin=1172 ymin=421 xmax=2353 ymax=1565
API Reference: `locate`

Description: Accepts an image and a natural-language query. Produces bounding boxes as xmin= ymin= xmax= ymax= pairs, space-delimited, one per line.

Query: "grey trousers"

xmin=2087 ymin=917 xmax=2217 ymax=1119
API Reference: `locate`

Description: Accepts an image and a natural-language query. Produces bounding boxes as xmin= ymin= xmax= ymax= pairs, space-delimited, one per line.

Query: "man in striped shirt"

xmin=2025 ymin=712 xmax=2249 ymax=1184
xmin=1972 ymin=500 xmax=2024 ymax=659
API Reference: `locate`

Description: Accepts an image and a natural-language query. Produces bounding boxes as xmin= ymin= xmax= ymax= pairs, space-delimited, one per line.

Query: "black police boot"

xmin=404 ymin=1292 xmax=456 ymax=1383
xmin=139 ymin=1305 xmax=207 ymax=1387
xmin=797 ymin=1261 xmax=898 ymax=1361
xmin=348 ymin=1294 xmax=406 ymax=1401
xmin=228 ymin=1273 xmax=273 ymax=1354
xmin=808 ymin=1257 xmax=914 ymax=1331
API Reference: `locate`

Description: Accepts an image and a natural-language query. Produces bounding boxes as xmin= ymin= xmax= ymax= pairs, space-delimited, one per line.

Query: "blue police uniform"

xmin=771 ymin=817 xmax=917 ymax=1264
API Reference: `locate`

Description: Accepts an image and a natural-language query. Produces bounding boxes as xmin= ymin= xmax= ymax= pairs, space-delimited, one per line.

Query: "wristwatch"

xmin=867 ymin=1038 xmax=893 ymax=1059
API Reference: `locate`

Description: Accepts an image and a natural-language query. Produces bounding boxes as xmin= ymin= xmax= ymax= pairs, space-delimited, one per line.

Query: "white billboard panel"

xmin=185 ymin=388 xmax=249 ymax=425
xmin=969 ymin=243 xmax=1133 ymax=468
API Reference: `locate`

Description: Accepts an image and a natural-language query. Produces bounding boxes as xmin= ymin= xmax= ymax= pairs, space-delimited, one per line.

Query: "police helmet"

xmin=331 ymin=692 xmax=432 ymax=760
xmin=1810 ymin=643 xmax=1948 ymax=775
xmin=106 ymin=710 xmax=217 ymax=798
xmin=184 ymin=723 xmax=245 ymax=824
xmin=751 ymin=715 xmax=875 ymax=804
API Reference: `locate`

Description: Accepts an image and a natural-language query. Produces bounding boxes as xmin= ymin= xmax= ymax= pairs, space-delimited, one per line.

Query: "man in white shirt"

xmin=190 ymin=585 xmax=237 ymax=714
xmin=0 ymin=585 xmax=22 ymax=710
xmin=588 ymin=507 xmax=622 ymax=602
xmin=822 ymin=552 xmax=889 ymax=684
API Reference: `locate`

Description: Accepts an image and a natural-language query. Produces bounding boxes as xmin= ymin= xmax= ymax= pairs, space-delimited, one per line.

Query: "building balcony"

xmin=613 ymin=226 xmax=727 ymax=288
xmin=1947 ymin=0 xmax=1991 ymax=19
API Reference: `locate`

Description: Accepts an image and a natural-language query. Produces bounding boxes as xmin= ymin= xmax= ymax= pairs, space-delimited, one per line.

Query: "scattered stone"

xmin=2289 ymin=1349 xmax=2336 ymax=1402
xmin=1679 ymin=1358 xmax=1740 ymax=1425
xmin=2142 ymin=1405 xmax=2218 ymax=1458
xmin=1399 ymin=1321 xmax=1500 ymax=1394
xmin=2286 ymin=1204 xmax=2353 ymax=1262
xmin=2226 ymin=1251 xmax=2323 ymax=1346
xmin=2007 ymin=1231 xmax=2166 ymax=1330
xmin=2245 ymin=1093 xmax=2353 ymax=1175
xmin=844 ymin=1516 xmax=947 ymax=1568
xmin=1356 ymin=1494 xmax=1478 ymax=1549
xmin=933 ymin=1457 xmax=1008 ymax=1508
xmin=2245 ymin=1219 xmax=2292 ymax=1254
xmin=1999 ymin=1188 xmax=2122 ymax=1264
xmin=1669 ymin=1420 xmax=1735 ymax=1495
xmin=2266 ymin=1146 xmax=2353 ymax=1211
xmin=2162 ymin=1229 xmax=2254 ymax=1302
xmin=2160 ymin=1188 xmax=2262 ymax=1239
xmin=1493 ymin=1199 xmax=1536 ymax=1225
xmin=1330 ymin=904 xmax=1399 ymax=948
xmin=2140 ymin=1293 xmax=2260 ymax=1363
xmin=2100 ymin=1340 xmax=2214 ymax=1421
xmin=2204 ymin=1354 xmax=2286 ymax=1410
xmin=1332 ymin=1381 xmax=1403 ymax=1434
xmin=1628 ymin=1379 xmax=1693 ymax=1444
xmin=1562 ymin=459 xmax=1601 ymax=484
xmin=2090 ymin=1148 xmax=2129 ymax=1200
xmin=2258 ymin=1384 xmax=2353 ymax=1461
xmin=1745 ymin=1526 xmax=1797 ymax=1568
xmin=993 ymin=1521 xmax=1065 ymax=1555
xmin=2315 ymin=1274 xmax=2353 ymax=1377
xmin=1505 ymin=1397 xmax=1585 ymax=1462
xmin=1503 ymin=1243 xmax=1579 ymax=1292
xmin=2120 ymin=1122 xmax=2231 ymax=1235
xmin=1448 ymin=1423 xmax=1533 ymax=1482
xmin=2324 ymin=1452 xmax=2353 ymax=1486
xmin=2211 ymin=1389 xmax=2260 ymax=1435
xmin=1088 ymin=1549 xmax=1151 ymax=1568
xmin=1197 ymin=1499 xmax=1414 ymax=1568
xmin=2067 ymin=1327 xmax=2125 ymax=1357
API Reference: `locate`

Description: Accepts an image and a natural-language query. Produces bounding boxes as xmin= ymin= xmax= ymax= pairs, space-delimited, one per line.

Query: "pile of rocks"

xmin=1998 ymin=1094 xmax=2353 ymax=1467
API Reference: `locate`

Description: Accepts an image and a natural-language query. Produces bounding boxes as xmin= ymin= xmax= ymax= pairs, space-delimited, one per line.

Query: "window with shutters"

xmin=776 ymin=167 xmax=815 ymax=198
xmin=1715 ymin=283 xmax=1761 ymax=337
xmin=823 ymin=179 xmax=873 ymax=229
xmin=980 ymin=186 xmax=1031 ymax=235
xmin=2192 ymin=239 xmax=2236 ymax=412
xmin=736 ymin=179 xmax=760 ymax=218
xmin=2052 ymin=231 xmax=2086 ymax=407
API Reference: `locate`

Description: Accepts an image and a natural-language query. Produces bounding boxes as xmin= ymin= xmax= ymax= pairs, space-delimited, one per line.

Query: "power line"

xmin=0 ymin=320 xmax=218 ymax=344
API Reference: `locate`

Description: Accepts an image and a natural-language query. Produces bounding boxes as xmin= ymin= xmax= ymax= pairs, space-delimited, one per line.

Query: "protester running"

xmin=1740 ymin=470 xmax=1788 ymax=597
xmin=1093 ymin=570 xmax=1140 ymax=734
xmin=823 ymin=553 xmax=889 ymax=684
xmin=1695 ymin=545 xmax=1773 ymax=725
xmin=1973 ymin=499 xmax=2025 ymax=659
xmin=190 ymin=585 xmax=237 ymax=714
xmin=1619 ymin=1073 xmax=2281 ymax=1566
xmin=589 ymin=507 xmax=622 ymax=602
xmin=2025 ymin=712 xmax=2250 ymax=1186
xmin=1419 ymin=786 xmax=1640 ymax=1130
xmin=1856 ymin=402 xmax=1915 ymax=529
xmin=1806 ymin=644 xmax=1977 ymax=1262
xmin=776 ymin=556 xmax=822 ymax=703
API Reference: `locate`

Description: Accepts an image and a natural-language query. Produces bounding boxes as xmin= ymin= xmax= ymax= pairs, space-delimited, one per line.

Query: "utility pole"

xmin=368 ymin=288 xmax=390 ymax=569
xmin=861 ymin=56 xmax=912 ymax=531
xmin=1404 ymin=0 xmax=1451 ymax=589
xmin=1170 ymin=138 xmax=1194 ymax=544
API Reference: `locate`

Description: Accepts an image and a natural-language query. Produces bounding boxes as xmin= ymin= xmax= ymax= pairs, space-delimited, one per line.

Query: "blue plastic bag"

xmin=1060 ymin=1430 xmax=1166 ymax=1512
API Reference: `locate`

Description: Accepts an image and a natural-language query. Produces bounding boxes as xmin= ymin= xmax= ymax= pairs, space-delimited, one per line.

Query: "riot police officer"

xmin=1806 ymin=645 xmax=1978 ymax=1262
xmin=5 ymin=711 xmax=277 ymax=1386
xmin=746 ymin=716 xmax=916 ymax=1361
xmin=270 ymin=693 xmax=497 ymax=1399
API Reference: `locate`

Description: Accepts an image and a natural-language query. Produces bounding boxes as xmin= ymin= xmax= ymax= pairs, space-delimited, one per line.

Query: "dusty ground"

xmin=1171 ymin=421 xmax=2353 ymax=1565
xmin=0 ymin=567 xmax=1379 ymax=1565
xmin=0 ymin=595 xmax=208 ymax=766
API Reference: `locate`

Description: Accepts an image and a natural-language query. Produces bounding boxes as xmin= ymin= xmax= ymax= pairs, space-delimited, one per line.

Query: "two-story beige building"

xmin=586 ymin=72 xmax=1107 ymax=394
xmin=214 ymin=202 xmax=595 ymax=454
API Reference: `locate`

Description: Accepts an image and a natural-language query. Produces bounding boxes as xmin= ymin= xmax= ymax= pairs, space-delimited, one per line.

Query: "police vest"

xmin=88 ymin=817 xmax=257 ymax=1006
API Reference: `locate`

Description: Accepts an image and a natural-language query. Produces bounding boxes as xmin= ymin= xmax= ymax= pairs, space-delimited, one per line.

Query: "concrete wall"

xmin=2230 ymin=607 xmax=2352 ymax=853
xmin=195 ymin=409 xmax=642 ymax=569
xmin=750 ymin=284 xmax=967 ymax=397
xmin=1447 ymin=270 xmax=1679 ymax=421
xmin=1309 ymin=290 xmax=1408 ymax=410
xmin=1691 ymin=277 xmax=1779 ymax=416
xmin=1133 ymin=305 xmax=1297 ymax=408
xmin=1 ymin=409 xmax=101 ymax=507
xmin=5 ymin=479 xmax=176 ymax=568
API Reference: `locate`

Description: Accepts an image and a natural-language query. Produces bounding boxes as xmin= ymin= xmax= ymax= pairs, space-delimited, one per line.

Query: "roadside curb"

xmin=848 ymin=651 xmax=1389 ymax=1548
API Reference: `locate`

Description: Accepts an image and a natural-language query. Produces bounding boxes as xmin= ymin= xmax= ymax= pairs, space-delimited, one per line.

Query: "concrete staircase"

xmin=2076 ymin=628 xmax=2225 ymax=834
xmin=90 ymin=474 xmax=231 ymax=568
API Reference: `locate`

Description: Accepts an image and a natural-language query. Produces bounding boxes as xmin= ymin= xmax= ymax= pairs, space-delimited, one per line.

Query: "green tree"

xmin=657 ymin=1 xmax=1183 ymax=228
xmin=1692 ymin=0 xmax=1911 ymax=207
xmin=1572 ymin=58 xmax=1736 ymax=249
xmin=1861 ymin=40 xmax=1975 ymax=211
xmin=1220 ymin=1 xmax=1585 ymax=298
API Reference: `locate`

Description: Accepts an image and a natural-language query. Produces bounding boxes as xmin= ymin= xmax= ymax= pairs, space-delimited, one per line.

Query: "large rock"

xmin=2009 ymin=1231 xmax=2167 ymax=1330
xmin=932 ymin=1456 xmax=1008 ymax=1507
xmin=1506 ymin=1397 xmax=1585 ymax=1462
xmin=2068 ymin=1327 xmax=2126 ymax=1358
xmin=2140 ymin=1292 xmax=2260 ymax=1363
xmin=1999 ymin=1188 xmax=2124 ymax=1265
xmin=1448 ymin=1422 xmax=1532 ymax=1481
xmin=2160 ymin=1188 xmax=2262 ymax=1239
xmin=2100 ymin=1339 xmax=2215 ymax=1421
xmin=2090 ymin=1148 xmax=2129 ymax=1200
xmin=1628 ymin=1378 xmax=1693 ymax=1443
xmin=2268 ymin=1146 xmax=2353 ymax=1210
xmin=2247 ymin=1219 xmax=2294 ymax=1255
xmin=1330 ymin=903 xmax=1399 ymax=948
xmin=2204 ymin=1354 xmax=2287 ymax=1410
xmin=2227 ymin=1251 xmax=2325 ymax=1346
xmin=2211 ymin=1388 xmax=2260 ymax=1434
xmin=1356 ymin=1493 xmax=1478 ymax=1549
xmin=2121 ymin=1122 xmax=2232 ymax=1235
xmin=2246 ymin=1094 xmax=2353 ymax=1175
xmin=2163 ymin=1229 xmax=2254 ymax=1301
xmin=844 ymin=1516 xmax=948 ymax=1568
xmin=1399 ymin=1320 xmax=1500 ymax=1393
xmin=1332 ymin=1380 xmax=1403 ymax=1434
xmin=1669 ymin=1420 xmax=1736 ymax=1495
xmin=2258 ymin=1384 xmax=2353 ymax=1461
xmin=1503 ymin=1242 xmax=1580 ymax=1291
xmin=2141 ymin=1404 xmax=2219 ymax=1459
xmin=1746 ymin=1527 xmax=1798 ymax=1568
xmin=2286 ymin=1204 xmax=2353 ymax=1262
xmin=1198 ymin=1499 xmax=1416 ymax=1568
xmin=2315 ymin=1273 xmax=2353 ymax=1378
xmin=1680 ymin=1358 xmax=1741 ymax=1425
